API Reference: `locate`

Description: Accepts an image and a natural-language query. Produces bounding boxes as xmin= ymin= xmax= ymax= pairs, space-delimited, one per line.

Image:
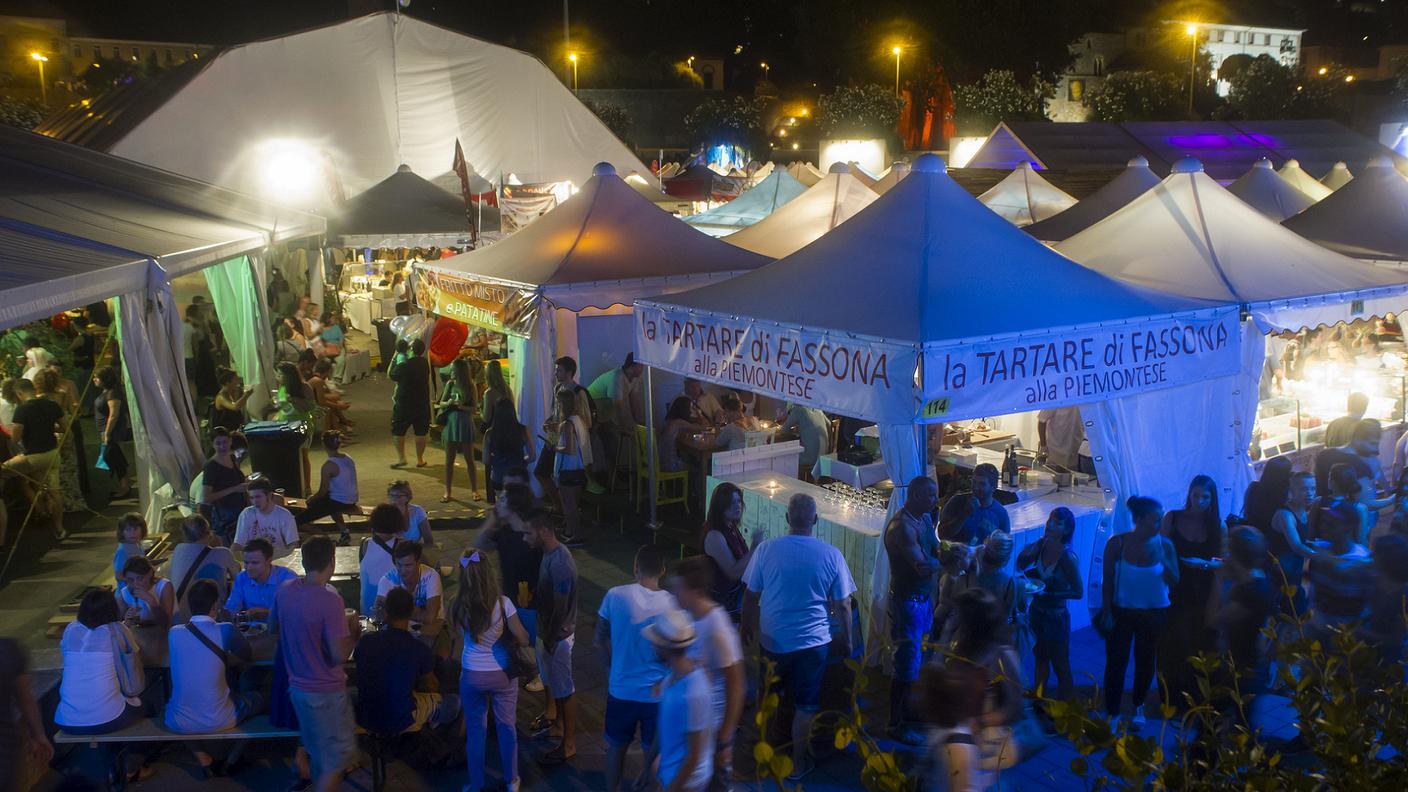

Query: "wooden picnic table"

xmin=283 ymin=544 xmax=361 ymax=580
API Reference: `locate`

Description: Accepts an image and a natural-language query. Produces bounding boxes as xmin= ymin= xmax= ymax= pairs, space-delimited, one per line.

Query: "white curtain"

xmin=117 ymin=261 xmax=205 ymax=529
xmin=1080 ymin=319 xmax=1262 ymax=614
xmin=869 ymin=421 xmax=926 ymax=663
xmin=510 ymin=304 xmax=556 ymax=486
xmin=204 ymin=255 xmax=276 ymax=416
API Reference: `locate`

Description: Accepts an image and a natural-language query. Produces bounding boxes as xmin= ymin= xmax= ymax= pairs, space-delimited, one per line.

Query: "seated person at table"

xmin=780 ymin=403 xmax=830 ymax=470
xmin=167 ymin=514 xmax=241 ymax=623
xmin=674 ymin=378 xmax=722 ymax=427
xmin=360 ymin=504 xmax=406 ymax=616
xmin=715 ymin=395 xmax=756 ymax=452
xmin=660 ymin=398 xmax=697 ymax=473
xmin=113 ymin=511 xmax=148 ymax=582
xmin=233 ymin=477 xmax=301 ymax=558
xmin=354 ymin=587 xmax=458 ymax=736
xmin=374 ymin=541 xmax=442 ymax=626
xmin=297 ymin=430 xmax=360 ymax=546
xmin=226 ymin=538 xmax=298 ymax=621
xmin=116 ymin=556 xmax=174 ymax=628
xmin=166 ymin=580 xmax=263 ymax=771
xmin=938 ymin=464 xmax=1009 ymax=545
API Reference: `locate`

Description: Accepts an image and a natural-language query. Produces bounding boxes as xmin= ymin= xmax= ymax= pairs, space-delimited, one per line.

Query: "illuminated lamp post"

xmin=30 ymin=53 xmax=48 ymax=106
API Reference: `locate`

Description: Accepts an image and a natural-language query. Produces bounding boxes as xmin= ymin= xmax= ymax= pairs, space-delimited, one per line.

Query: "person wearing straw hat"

xmin=644 ymin=608 xmax=714 ymax=792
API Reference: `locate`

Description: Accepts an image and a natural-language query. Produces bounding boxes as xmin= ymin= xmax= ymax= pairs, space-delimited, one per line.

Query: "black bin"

xmin=374 ymin=319 xmax=397 ymax=371
xmin=241 ymin=420 xmax=308 ymax=497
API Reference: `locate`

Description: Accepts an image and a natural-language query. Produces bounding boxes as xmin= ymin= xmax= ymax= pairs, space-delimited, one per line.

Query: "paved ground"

xmin=3 ymin=372 xmax=1305 ymax=791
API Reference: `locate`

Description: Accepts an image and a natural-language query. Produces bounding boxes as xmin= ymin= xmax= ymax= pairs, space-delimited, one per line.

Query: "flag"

xmin=451 ymin=138 xmax=478 ymax=243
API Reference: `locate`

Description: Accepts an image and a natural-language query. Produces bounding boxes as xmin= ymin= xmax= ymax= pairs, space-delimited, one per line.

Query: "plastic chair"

xmin=636 ymin=425 xmax=690 ymax=514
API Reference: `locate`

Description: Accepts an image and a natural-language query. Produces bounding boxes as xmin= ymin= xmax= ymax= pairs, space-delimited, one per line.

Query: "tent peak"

xmin=396 ymin=163 xmax=412 ymax=173
xmin=1172 ymin=157 xmax=1204 ymax=174
xmin=1366 ymin=156 xmax=1395 ymax=170
xmin=913 ymin=153 xmax=946 ymax=174
xmin=592 ymin=162 xmax=618 ymax=177
xmin=1127 ymin=155 xmax=1150 ymax=168
xmin=1252 ymin=158 xmax=1273 ymax=170
xmin=827 ymin=162 xmax=850 ymax=174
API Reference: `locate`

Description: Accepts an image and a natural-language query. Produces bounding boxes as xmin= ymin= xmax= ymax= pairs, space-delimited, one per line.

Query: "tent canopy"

xmin=785 ymin=161 xmax=826 ymax=187
xmin=37 ymin=13 xmax=646 ymax=210
xmin=872 ymin=162 xmax=911 ymax=195
xmin=683 ymin=169 xmax=807 ymax=233
xmin=977 ymin=163 xmax=1077 ymax=226
xmin=1057 ymin=158 xmax=1407 ymax=329
xmin=1226 ymin=158 xmax=1316 ymax=222
xmin=1277 ymin=159 xmax=1334 ymax=201
xmin=721 ymin=164 xmax=877 ymax=257
xmin=1025 ymin=156 xmax=1162 ymax=242
xmin=417 ymin=163 xmax=770 ymax=313
xmin=1283 ymin=157 xmax=1408 ymax=262
xmin=1321 ymin=161 xmax=1354 ymax=190
xmin=330 ymin=164 xmax=493 ymax=246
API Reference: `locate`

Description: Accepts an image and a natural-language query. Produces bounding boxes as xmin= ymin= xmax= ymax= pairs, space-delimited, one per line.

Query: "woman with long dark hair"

xmin=1100 ymin=496 xmax=1177 ymax=731
xmin=276 ymin=361 xmax=317 ymax=490
xmin=700 ymin=482 xmax=762 ymax=618
xmin=1242 ymin=457 xmax=1292 ymax=532
xmin=1158 ymin=475 xmax=1225 ymax=707
xmin=1015 ymin=507 xmax=1083 ymax=702
xmin=439 ymin=357 xmax=480 ymax=503
xmin=451 ymin=549 xmax=530 ymax=792
xmin=484 ymin=397 xmax=531 ymax=504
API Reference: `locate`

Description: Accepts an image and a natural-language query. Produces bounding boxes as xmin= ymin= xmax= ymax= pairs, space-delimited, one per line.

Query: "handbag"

xmin=109 ymin=622 xmax=147 ymax=697
xmin=496 ymin=599 xmax=537 ymax=679
xmin=1091 ymin=535 xmax=1124 ymax=640
xmin=435 ymin=382 xmax=457 ymax=426
xmin=96 ymin=443 xmax=110 ymax=471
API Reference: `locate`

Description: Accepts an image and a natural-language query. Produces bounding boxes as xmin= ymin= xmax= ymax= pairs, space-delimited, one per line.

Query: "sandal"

xmin=390 ymin=461 xmax=407 ymax=469
xmin=416 ymin=460 xmax=429 ymax=468
xmin=537 ymin=744 xmax=576 ymax=765
xmin=440 ymin=494 xmax=452 ymax=503
xmin=527 ymin=715 xmax=553 ymax=739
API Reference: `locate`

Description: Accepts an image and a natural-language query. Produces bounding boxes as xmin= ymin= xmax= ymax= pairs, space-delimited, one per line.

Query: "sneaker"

xmin=586 ymin=480 xmax=607 ymax=495
xmin=1131 ymin=706 xmax=1146 ymax=730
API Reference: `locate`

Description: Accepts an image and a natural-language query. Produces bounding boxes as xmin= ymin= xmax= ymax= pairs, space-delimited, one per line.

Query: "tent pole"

xmin=645 ymin=365 xmax=659 ymax=531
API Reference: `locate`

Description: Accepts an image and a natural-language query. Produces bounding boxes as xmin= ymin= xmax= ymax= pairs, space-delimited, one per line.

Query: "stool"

xmin=609 ymin=428 xmax=638 ymax=513
xmin=364 ymin=725 xmax=420 ymax=792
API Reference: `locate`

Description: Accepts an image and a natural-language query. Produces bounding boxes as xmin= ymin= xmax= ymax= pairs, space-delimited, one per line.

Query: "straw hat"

xmin=642 ymin=608 xmax=697 ymax=650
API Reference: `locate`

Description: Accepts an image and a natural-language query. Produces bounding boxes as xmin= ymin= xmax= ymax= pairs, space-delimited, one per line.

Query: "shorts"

xmin=537 ymin=634 xmax=575 ymax=698
xmin=534 ymin=446 xmax=557 ymax=478
xmin=391 ymin=411 xmax=430 ymax=437
xmin=604 ymin=695 xmax=659 ymax=749
xmin=3 ymin=448 xmax=60 ymax=488
xmin=763 ymin=644 xmax=828 ymax=712
xmin=289 ymin=688 xmax=356 ymax=779
xmin=555 ymin=468 xmax=588 ymax=487
xmin=298 ymin=495 xmax=356 ymax=526
xmin=407 ymin=691 xmax=460 ymax=731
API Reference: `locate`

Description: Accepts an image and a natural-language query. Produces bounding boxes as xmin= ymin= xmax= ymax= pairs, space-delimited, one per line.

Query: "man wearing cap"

xmin=645 ymin=608 xmax=715 ymax=792
xmin=741 ymin=493 xmax=855 ymax=782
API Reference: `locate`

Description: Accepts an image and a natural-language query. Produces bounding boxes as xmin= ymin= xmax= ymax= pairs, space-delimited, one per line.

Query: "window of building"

xmin=165 ymin=48 xmax=173 ymax=61
xmin=72 ymin=45 xmax=81 ymax=57
xmin=1093 ymin=56 xmax=1105 ymax=76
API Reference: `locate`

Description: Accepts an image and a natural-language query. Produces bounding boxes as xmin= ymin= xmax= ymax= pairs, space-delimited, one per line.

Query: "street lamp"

xmin=568 ymin=52 xmax=578 ymax=93
xmin=760 ymin=62 xmax=769 ymax=81
xmin=1184 ymin=24 xmax=1197 ymax=113
xmin=29 ymin=52 xmax=48 ymax=106
xmin=892 ymin=45 xmax=903 ymax=97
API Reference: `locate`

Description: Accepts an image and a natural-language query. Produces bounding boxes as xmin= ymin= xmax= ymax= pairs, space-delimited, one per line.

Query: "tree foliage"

xmin=582 ymin=99 xmax=634 ymax=145
xmin=952 ymin=69 xmax=1052 ymax=135
xmin=684 ymin=95 xmax=769 ymax=151
xmin=0 ymin=97 xmax=44 ymax=130
xmin=1083 ymin=70 xmax=1188 ymax=122
xmin=816 ymin=84 xmax=904 ymax=137
xmin=1220 ymin=55 xmax=1346 ymax=120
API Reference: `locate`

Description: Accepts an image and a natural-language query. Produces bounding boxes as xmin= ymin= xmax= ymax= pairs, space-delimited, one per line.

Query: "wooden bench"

xmin=55 ymin=715 xmax=300 ymax=789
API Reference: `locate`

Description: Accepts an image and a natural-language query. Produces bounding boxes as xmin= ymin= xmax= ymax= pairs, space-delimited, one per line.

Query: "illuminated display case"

xmin=1254 ymin=355 xmax=1407 ymax=461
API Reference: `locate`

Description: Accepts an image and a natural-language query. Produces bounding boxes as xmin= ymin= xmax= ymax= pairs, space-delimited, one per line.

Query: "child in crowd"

xmin=933 ymin=543 xmax=975 ymax=646
xmin=113 ymin=512 xmax=148 ymax=581
xmin=917 ymin=663 xmax=991 ymax=792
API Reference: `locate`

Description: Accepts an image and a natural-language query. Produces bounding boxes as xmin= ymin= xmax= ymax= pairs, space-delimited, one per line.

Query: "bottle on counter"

xmin=1003 ymin=444 xmax=1020 ymax=489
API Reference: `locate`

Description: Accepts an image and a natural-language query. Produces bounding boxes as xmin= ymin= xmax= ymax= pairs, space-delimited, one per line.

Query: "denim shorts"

xmin=537 ymin=634 xmax=575 ymax=698
xmin=604 ymin=695 xmax=659 ymax=749
xmin=763 ymin=644 xmax=829 ymax=712
xmin=289 ymin=688 xmax=356 ymax=779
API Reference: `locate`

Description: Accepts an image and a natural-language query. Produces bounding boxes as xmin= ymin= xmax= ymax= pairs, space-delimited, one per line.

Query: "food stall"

xmin=637 ymin=153 xmax=1244 ymax=643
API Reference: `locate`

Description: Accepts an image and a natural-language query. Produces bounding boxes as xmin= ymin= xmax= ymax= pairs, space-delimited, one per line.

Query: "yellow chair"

xmin=636 ymin=425 xmax=690 ymax=514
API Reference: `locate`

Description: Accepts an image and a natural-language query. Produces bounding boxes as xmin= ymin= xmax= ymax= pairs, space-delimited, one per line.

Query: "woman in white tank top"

xmin=1099 ymin=496 xmax=1179 ymax=731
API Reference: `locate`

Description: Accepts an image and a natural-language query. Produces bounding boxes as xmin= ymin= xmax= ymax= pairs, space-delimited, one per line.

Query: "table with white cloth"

xmin=707 ymin=470 xmax=885 ymax=637
xmin=1002 ymin=486 xmax=1105 ymax=631
xmin=343 ymin=294 xmax=373 ymax=334
xmin=812 ymin=453 xmax=936 ymax=490
xmin=338 ymin=348 xmax=371 ymax=383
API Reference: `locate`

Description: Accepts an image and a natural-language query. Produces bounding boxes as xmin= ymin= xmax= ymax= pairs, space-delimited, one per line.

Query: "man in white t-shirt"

xmin=670 ymin=556 xmax=744 ymax=791
xmin=643 ymin=608 xmax=714 ymax=792
xmin=596 ymin=545 xmax=677 ymax=792
xmin=373 ymin=540 xmax=442 ymax=627
xmin=232 ymin=478 xmax=300 ymax=558
xmin=1038 ymin=407 xmax=1085 ymax=470
xmin=742 ymin=493 xmax=855 ymax=782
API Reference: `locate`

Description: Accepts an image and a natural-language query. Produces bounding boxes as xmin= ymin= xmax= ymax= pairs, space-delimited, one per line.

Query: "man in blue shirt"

xmin=939 ymin=463 xmax=1010 ymax=545
xmin=224 ymin=539 xmax=297 ymax=621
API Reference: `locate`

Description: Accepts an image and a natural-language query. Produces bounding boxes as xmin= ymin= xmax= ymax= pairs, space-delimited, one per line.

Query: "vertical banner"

xmin=634 ymin=301 xmax=918 ymax=422
xmin=918 ymin=307 xmax=1242 ymax=422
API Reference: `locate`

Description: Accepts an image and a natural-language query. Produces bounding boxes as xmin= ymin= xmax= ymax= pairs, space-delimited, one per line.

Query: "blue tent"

xmin=683 ymin=169 xmax=807 ymax=236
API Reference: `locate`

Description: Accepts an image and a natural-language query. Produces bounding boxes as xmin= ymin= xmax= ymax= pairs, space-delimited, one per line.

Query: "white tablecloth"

xmin=813 ymin=453 xmax=936 ymax=490
xmin=338 ymin=348 xmax=371 ymax=383
xmin=344 ymin=294 xmax=373 ymax=334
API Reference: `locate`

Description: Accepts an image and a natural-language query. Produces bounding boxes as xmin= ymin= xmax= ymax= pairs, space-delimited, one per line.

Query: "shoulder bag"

xmin=495 ymin=599 xmax=537 ymax=679
xmin=186 ymin=621 xmax=231 ymax=666
xmin=108 ymin=622 xmax=147 ymax=697
xmin=176 ymin=545 xmax=213 ymax=603
xmin=1091 ymin=535 xmax=1124 ymax=640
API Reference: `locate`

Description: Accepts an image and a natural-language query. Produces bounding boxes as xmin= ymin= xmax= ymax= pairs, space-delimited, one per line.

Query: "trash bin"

xmin=241 ymin=420 xmax=308 ymax=497
xmin=374 ymin=318 xmax=397 ymax=371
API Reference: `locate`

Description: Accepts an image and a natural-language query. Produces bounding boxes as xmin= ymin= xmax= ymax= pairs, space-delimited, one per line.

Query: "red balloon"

xmin=426 ymin=317 xmax=470 ymax=367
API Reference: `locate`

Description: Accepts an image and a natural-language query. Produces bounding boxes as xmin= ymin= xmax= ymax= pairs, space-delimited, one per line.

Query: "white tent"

xmin=785 ymin=161 xmax=826 ymax=187
xmin=1226 ymin=158 xmax=1316 ymax=222
xmin=1321 ymin=161 xmax=1354 ymax=190
xmin=1278 ymin=159 xmax=1335 ymax=201
xmin=1025 ymin=156 xmax=1162 ymax=242
xmin=683 ymin=169 xmax=808 ymax=235
xmin=846 ymin=162 xmax=879 ymax=189
xmin=1283 ymin=156 xmax=1408 ymax=263
xmin=720 ymin=163 xmax=877 ymax=257
xmin=977 ymin=162 xmax=1077 ymax=226
xmin=69 ymin=12 xmax=647 ymax=211
xmin=625 ymin=172 xmax=694 ymax=214
xmin=415 ymin=163 xmax=770 ymax=459
xmin=871 ymin=162 xmax=911 ymax=195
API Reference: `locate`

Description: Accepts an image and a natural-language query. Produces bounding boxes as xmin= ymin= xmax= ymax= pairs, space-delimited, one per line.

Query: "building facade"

xmin=1200 ymin=23 xmax=1303 ymax=95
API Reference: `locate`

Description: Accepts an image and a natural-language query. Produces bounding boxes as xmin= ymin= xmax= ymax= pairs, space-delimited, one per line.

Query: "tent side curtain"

xmin=205 ymin=255 xmax=276 ymax=415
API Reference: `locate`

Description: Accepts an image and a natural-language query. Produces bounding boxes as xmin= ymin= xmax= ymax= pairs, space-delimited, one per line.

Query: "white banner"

xmin=919 ymin=307 xmax=1243 ymax=423
xmin=635 ymin=302 xmax=919 ymax=421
